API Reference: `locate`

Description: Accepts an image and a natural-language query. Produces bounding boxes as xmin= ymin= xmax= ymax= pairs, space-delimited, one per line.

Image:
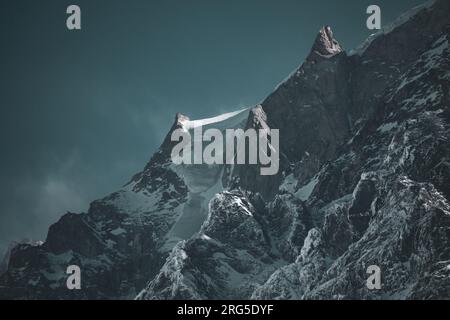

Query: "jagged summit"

xmin=272 ymin=26 xmax=344 ymax=91
xmin=175 ymin=112 xmax=190 ymax=125
xmin=1 ymin=0 xmax=450 ymax=300
xmin=308 ymin=26 xmax=343 ymax=60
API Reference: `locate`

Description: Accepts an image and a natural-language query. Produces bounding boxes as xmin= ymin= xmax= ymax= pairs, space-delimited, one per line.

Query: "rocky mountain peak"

xmin=308 ymin=26 xmax=343 ymax=60
xmin=157 ymin=112 xmax=191 ymax=154
xmin=1 ymin=0 xmax=449 ymax=301
xmin=174 ymin=112 xmax=190 ymax=128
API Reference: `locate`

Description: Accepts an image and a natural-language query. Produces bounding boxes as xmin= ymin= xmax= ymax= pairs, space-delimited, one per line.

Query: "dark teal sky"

xmin=0 ymin=0 xmax=425 ymax=256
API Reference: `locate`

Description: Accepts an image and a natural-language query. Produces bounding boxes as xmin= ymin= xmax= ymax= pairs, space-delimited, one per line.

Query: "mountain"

xmin=1 ymin=0 xmax=449 ymax=300
xmin=0 ymin=107 xmax=249 ymax=299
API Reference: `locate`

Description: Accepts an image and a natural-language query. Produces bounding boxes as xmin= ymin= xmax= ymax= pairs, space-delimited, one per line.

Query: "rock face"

xmin=0 ymin=109 xmax=249 ymax=299
xmin=0 ymin=113 xmax=190 ymax=299
xmin=1 ymin=0 xmax=449 ymax=300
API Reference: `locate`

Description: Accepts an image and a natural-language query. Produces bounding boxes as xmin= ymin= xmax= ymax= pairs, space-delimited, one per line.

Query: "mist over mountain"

xmin=1 ymin=0 xmax=449 ymax=300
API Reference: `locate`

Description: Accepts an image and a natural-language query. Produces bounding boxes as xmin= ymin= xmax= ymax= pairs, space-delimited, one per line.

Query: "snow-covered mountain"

xmin=1 ymin=0 xmax=449 ymax=300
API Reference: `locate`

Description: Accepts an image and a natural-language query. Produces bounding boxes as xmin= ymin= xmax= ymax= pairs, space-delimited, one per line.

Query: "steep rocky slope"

xmin=139 ymin=0 xmax=450 ymax=300
xmin=1 ymin=0 xmax=449 ymax=300
xmin=0 ymin=110 xmax=248 ymax=299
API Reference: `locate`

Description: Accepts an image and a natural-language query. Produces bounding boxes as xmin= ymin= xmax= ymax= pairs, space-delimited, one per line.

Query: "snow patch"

xmin=377 ymin=122 xmax=398 ymax=133
xmin=279 ymin=174 xmax=297 ymax=194
xmin=110 ymin=227 xmax=126 ymax=236
xmin=295 ymin=176 xmax=319 ymax=201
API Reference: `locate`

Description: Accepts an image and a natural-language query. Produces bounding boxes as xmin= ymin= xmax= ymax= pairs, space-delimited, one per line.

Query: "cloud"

xmin=36 ymin=177 xmax=87 ymax=219
xmin=0 ymin=150 xmax=91 ymax=259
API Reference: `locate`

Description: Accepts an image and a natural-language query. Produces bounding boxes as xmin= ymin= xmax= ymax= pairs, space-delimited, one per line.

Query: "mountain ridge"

xmin=1 ymin=0 xmax=449 ymax=299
